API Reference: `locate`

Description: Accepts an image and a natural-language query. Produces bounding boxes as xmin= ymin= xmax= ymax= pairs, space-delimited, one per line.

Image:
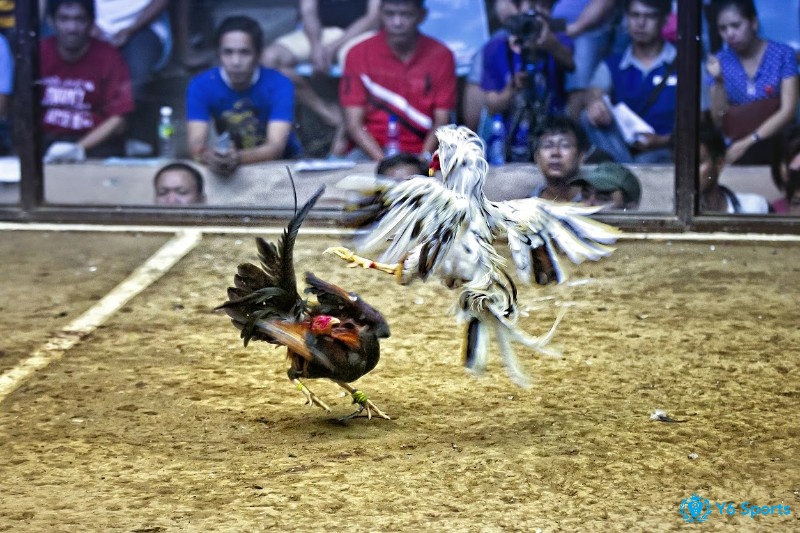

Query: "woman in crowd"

xmin=705 ymin=0 xmax=798 ymax=165
xmin=698 ymin=122 xmax=769 ymax=214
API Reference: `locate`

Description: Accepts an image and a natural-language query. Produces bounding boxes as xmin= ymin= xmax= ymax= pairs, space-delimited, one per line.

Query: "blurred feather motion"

xmin=218 ymin=186 xmax=391 ymax=420
xmin=330 ymin=125 xmax=620 ymax=388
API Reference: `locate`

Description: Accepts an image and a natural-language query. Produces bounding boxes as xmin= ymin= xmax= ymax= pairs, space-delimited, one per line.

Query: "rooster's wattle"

xmin=330 ymin=125 xmax=620 ymax=388
xmin=218 ymin=186 xmax=391 ymax=420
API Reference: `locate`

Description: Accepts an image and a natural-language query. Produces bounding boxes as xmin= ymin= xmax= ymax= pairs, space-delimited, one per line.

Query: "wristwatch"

xmin=751 ymin=132 xmax=761 ymax=142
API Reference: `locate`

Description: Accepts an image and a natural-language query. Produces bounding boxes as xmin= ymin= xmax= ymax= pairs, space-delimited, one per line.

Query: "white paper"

xmin=604 ymin=95 xmax=655 ymax=145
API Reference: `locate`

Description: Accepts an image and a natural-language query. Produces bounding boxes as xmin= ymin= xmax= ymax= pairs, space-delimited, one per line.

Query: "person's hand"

xmin=107 ymin=28 xmax=134 ymax=48
xmin=310 ymin=43 xmax=334 ymax=74
xmin=43 ymin=142 xmax=86 ymax=163
xmin=204 ymin=148 xmax=240 ymax=177
xmin=725 ymin=138 xmax=750 ymax=165
xmin=705 ymin=55 xmax=722 ymax=82
xmin=586 ymin=98 xmax=613 ymax=127
xmin=508 ymin=70 xmax=528 ymax=92
xmin=535 ymin=22 xmax=556 ymax=51
xmin=632 ymin=132 xmax=668 ymax=152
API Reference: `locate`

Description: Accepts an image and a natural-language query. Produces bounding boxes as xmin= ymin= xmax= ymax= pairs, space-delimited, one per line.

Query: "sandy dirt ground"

xmin=0 ymin=231 xmax=798 ymax=531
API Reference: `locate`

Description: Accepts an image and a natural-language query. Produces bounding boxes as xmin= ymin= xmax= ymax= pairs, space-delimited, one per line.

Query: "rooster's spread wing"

xmin=354 ymin=176 xmax=471 ymax=276
xmin=489 ymin=197 xmax=621 ymax=285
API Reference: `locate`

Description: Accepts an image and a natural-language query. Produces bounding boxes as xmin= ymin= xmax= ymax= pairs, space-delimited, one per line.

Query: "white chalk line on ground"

xmin=2 ymin=222 xmax=800 ymax=242
xmin=0 ymin=230 xmax=202 ymax=403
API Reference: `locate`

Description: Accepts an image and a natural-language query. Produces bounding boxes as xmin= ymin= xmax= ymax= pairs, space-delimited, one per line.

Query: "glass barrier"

xmin=25 ymin=0 xmax=798 ymax=216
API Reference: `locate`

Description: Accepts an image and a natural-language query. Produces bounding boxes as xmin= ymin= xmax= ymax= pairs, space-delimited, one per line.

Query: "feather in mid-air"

xmin=217 ymin=186 xmax=391 ymax=420
xmin=329 ymin=125 xmax=620 ymax=388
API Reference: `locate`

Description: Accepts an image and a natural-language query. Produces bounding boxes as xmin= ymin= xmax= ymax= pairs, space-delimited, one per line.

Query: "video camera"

xmin=504 ymin=9 xmax=566 ymax=52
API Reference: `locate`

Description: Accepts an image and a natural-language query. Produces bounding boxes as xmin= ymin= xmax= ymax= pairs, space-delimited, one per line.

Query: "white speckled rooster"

xmin=328 ymin=125 xmax=620 ymax=387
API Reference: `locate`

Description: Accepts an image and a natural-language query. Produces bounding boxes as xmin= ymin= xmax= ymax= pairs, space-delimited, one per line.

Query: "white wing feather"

xmin=354 ymin=177 xmax=469 ymax=268
xmin=491 ymin=197 xmax=621 ymax=283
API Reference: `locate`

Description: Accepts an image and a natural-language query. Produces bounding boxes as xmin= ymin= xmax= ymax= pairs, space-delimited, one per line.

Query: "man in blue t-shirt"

xmin=186 ymin=16 xmax=300 ymax=177
xmin=581 ymin=0 xmax=675 ymax=164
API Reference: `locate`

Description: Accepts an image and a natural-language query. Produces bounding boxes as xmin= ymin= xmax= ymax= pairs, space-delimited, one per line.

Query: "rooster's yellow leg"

xmin=336 ymin=381 xmax=390 ymax=421
xmin=291 ymin=378 xmax=331 ymax=412
xmin=324 ymin=247 xmax=403 ymax=279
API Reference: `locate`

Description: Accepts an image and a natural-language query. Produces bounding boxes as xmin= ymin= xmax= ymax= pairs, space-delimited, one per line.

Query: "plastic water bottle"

xmin=509 ymin=116 xmax=531 ymax=162
xmin=157 ymin=106 xmax=176 ymax=159
xmin=384 ymin=114 xmax=401 ymax=157
xmin=487 ymin=114 xmax=506 ymax=166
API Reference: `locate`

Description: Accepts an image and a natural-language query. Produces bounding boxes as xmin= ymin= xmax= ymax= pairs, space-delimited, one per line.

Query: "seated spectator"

xmin=556 ymin=0 xmax=617 ymax=119
xmin=92 ymin=0 xmax=171 ymax=102
xmin=698 ymin=123 xmax=769 ymax=214
xmin=154 ymin=161 xmax=206 ymax=205
xmin=0 ymin=32 xmax=12 ymax=155
xmin=481 ymin=0 xmax=575 ymax=162
xmin=770 ymin=125 xmax=800 ymax=214
xmin=339 ymin=0 xmax=456 ymax=162
xmin=186 ymin=16 xmax=300 ymax=177
xmin=262 ymin=0 xmax=380 ymax=156
xmin=376 ymin=151 xmax=427 ymax=180
xmin=570 ymin=161 xmax=642 ymax=210
xmin=581 ymin=0 xmax=676 ymax=164
xmin=40 ymin=0 xmax=134 ymax=162
xmin=705 ymin=0 xmax=798 ymax=166
xmin=530 ymin=115 xmax=587 ymax=201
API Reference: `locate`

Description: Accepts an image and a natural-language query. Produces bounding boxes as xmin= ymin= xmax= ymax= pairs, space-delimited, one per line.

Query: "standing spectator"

xmin=339 ymin=0 xmax=457 ymax=162
xmin=0 ymin=32 xmax=11 ymax=155
xmin=154 ymin=162 xmax=206 ymax=205
xmin=40 ymin=0 xmax=134 ymax=162
xmin=263 ymin=0 xmax=381 ymax=156
xmin=530 ymin=114 xmax=587 ymax=201
xmin=698 ymin=123 xmax=769 ymax=214
xmin=481 ymin=0 xmax=575 ymax=161
xmin=186 ymin=16 xmax=299 ymax=177
xmin=92 ymin=0 xmax=171 ymax=101
xmin=581 ymin=0 xmax=676 ymax=164
xmin=556 ymin=0 xmax=617 ymax=119
xmin=705 ymin=0 xmax=799 ymax=166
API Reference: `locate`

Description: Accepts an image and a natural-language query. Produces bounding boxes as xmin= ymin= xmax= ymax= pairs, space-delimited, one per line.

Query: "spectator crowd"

xmin=2 ymin=0 xmax=799 ymax=212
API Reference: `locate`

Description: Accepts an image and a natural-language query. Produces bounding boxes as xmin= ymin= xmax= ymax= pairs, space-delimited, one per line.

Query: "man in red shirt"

xmin=40 ymin=0 xmax=134 ymax=162
xmin=339 ymin=0 xmax=456 ymax=161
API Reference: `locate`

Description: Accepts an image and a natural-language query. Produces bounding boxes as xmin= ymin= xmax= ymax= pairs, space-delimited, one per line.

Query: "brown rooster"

xmin=217 ymin=186 xmax=390 ymax=420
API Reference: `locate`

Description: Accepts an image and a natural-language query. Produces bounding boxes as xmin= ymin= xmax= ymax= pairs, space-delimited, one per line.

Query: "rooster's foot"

xmin=324 ymin=247 xmax=403 ymax=278
xmin=292 ymin=379 xmax=331 ymax=412
xmin=336 ymin=384 xmax=390 ymax=421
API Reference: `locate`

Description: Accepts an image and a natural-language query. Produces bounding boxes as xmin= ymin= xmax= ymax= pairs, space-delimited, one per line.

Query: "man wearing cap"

xmin=570 ymin=161 xmax=641 ymax=210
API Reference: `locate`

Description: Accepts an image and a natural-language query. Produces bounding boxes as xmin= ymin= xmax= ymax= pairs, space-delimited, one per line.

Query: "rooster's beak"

xmin=428 ymin=151 xmax=440 ymax=177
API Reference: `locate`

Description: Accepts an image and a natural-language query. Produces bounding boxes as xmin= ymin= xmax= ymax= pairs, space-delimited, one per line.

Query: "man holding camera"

xmin=480 ymin=0 xmax=575 ymax=162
